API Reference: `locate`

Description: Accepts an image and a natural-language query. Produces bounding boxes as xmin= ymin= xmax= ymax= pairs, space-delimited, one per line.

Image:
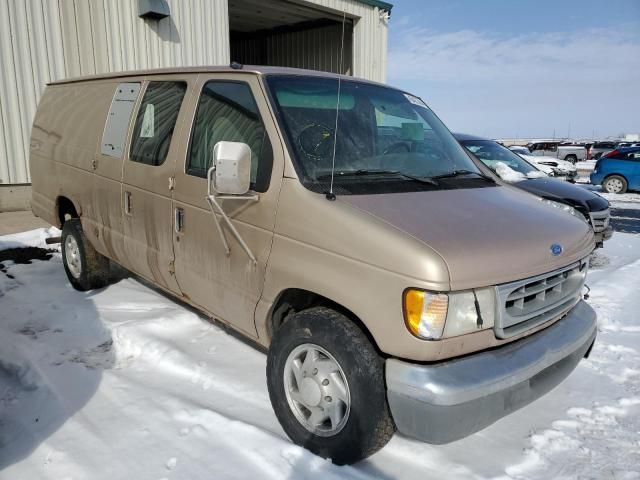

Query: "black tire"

xmin=267 ymin=307 xmax=395 ymax=465
xmin=602 ymin=175 xmax=628 ymax=194
xmin=61 ymin=218 xmax=110 ymax=291
xmin=565 ymin=154 xmax=577 ymax=164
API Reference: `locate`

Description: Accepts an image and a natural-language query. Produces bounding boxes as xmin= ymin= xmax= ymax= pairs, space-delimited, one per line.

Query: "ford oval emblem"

xmin=551 ymin=244 xmax=563 ymax=256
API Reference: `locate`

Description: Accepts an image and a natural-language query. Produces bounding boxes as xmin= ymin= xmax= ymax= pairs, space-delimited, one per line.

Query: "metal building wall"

xmin=0 ymin=0 xmax=230 ymax=185
xmin=0 ymin=0 xmax=388 ymax=186
xmin=302 ymin=0 xmax=388 ymax=83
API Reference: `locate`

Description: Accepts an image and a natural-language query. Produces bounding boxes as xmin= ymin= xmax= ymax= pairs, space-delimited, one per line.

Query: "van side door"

xmin=171 ymin=75 xmax=284 ymax=338
xmin=121 ymin=77 xmax=193 ymax=293
xmin=88 ymin=82 xmax=142 ymax=262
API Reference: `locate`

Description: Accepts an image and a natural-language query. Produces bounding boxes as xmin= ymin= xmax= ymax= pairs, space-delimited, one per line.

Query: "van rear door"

xmin=121 ymin=77 xmax=192 ymax=293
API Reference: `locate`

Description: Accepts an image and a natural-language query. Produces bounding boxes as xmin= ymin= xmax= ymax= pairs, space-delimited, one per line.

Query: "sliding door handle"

xmin=124 ymin=191 xmax=132 ymax=215
xmin=175 ymin=207 xmax=184 ymax=233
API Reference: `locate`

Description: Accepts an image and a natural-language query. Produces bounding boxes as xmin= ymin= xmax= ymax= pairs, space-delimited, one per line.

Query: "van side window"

xmin=130 ymin=81 xmax=187 ymax=166
xmin=187 ymin=81 xmax=272 ymax=192
xmin=101 ymin=83 xmax=141 ymax=158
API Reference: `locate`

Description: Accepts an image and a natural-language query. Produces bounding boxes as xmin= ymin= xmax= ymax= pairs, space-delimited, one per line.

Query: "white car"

xmin=509 ymin=146 xmax=578 ymax=180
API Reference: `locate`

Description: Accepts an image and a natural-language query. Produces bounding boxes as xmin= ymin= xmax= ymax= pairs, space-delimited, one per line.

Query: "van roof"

xmin=47 ymin=65 xmax=384 ymax=87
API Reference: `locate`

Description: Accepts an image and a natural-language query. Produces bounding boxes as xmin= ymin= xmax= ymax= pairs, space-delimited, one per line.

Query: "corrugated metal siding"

xmin=0 ymin=0 xmax=387 ymax=185
xmin=231 ymin=22 xmax=354 ymax=75
xmin=0 ymin=0 xmax=230 ymax=184
xmin=301 ymin=0 xmax=388 ymax=82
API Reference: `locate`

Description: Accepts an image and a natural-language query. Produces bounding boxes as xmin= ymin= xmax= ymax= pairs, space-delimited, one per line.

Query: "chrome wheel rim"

xmin=64 ymin=235 xmax=82 ymax=279
xmin=605 ymin=178 xmax=623 ymax=193
xmin=283 ymin=343 xmax=351 ymax=437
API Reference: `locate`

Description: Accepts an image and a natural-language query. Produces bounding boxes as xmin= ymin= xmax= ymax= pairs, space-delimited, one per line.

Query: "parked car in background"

xmin=509 ymin=146 xmax=578 ymax=181
xmin=29 ymin=66 xmax=600 ymax=464
xmin=457 ymin=134 xmax=612 ymax=247
xmin=590 ymin=147 xmax=640 ymax=193
xmin=527 ymin=140 xmax=586 ymax=163
xmin=588 ymin=141 xmax=618 ymax=160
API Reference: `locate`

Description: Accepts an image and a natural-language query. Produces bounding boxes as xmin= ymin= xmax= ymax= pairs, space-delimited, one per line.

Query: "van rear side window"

xmin=101 ymin=83 xmax=141 ymax=158
xmin=130 ymin=81 xmax=187 ymax=166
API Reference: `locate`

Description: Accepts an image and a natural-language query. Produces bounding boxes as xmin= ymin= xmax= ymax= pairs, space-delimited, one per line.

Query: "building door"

xmin=171 ymin=75 xmax=283 ymax=338
xmin=121 ymin=78 xmax=191 ymax=293
xmin=228 ymin=0 xmax=353 ymax=75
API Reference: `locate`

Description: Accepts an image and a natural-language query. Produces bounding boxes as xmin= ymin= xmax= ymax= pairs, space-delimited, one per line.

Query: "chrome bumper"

xmin=385 ymin=300 xmax=597 ymax=444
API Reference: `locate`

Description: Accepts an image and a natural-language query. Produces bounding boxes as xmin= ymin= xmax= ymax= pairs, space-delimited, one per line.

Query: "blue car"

xmin=590 ymin=147 xmax=640 ymax=193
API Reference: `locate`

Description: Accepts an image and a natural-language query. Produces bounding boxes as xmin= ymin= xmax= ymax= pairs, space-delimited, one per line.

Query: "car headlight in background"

xmin=403 ymin=288 xmax=495 ymax=340
xmin=540 ymin=198 xmax=589 ymax=223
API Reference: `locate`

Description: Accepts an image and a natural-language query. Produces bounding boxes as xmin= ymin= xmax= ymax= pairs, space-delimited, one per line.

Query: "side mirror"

xmin=207 ymin=141 xmax=251 ymax=195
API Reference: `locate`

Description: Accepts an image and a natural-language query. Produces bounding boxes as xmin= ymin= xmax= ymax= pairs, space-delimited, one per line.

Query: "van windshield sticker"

xmin=404 ymin=93 xmax=427 ymax=108
xmin=140 ymin=104 xmax=155 ymax=138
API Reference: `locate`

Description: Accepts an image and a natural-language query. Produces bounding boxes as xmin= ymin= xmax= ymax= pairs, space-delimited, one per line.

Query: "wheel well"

xmin=56 ymin=196 xmax=79 ymax=226
xmin=603 ymin=173 xmax=627 ymax=183
xmin=268 ymin=288 xmax=383 ymax=356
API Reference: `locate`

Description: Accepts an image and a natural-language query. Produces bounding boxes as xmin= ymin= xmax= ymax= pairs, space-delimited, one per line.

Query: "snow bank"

xmin=495 ymin=162 xmax=526 ymax=182
xmin=599 ymin=191 xmax=640 ymax=204
xmin=493 ymin=162 xmax=547 ymax=182
xmin=0 ymin=227 xmax=60 ymax=251
xmin=0 ymin=338 xmax=41 ymax=392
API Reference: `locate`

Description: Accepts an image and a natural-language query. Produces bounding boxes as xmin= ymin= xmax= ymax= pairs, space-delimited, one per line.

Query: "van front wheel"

xmin=61 ymin=218 xmax=110 ymax=291
xmin=266 ymin=307 xmax=396 ymax=465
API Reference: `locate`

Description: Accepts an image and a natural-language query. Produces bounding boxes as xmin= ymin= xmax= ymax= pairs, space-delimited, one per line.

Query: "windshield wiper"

xmin=429 ymin=169 xmax=496 ymax=183
xmin=317 ymin=169 xmax=439 ymax=185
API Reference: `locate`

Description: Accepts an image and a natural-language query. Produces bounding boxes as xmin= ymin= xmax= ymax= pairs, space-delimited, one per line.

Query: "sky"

xmin=386 ymin=0 xmax=640 ymax=140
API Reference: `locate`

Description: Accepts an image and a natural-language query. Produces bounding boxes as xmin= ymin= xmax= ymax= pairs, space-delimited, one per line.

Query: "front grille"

xmin=589 ymin=209 xmax=610 ymax=233
xmin=495 ymin=259 xmax=588 ymax=338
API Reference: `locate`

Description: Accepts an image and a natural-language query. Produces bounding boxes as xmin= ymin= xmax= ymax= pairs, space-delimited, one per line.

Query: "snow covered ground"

xmin=1 ymin=227 xmax=639 ymax=479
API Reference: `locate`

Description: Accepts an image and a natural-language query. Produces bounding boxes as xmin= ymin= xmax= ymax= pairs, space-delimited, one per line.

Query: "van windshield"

xmin=266 ymin=75 xmax=489 ymax=194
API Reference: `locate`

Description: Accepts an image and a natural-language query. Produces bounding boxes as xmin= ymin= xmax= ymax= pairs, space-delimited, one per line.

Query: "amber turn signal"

xmin=403 ymin=289 xmax=449 ymax=340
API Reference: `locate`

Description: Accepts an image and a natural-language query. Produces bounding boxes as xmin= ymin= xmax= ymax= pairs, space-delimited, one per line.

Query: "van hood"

xmin=341 ymin=185 xmax=595 ymax=290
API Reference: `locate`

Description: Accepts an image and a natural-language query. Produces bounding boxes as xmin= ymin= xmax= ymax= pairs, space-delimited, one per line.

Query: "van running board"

xmin=205 ymin=193 xmax=259 ymax=265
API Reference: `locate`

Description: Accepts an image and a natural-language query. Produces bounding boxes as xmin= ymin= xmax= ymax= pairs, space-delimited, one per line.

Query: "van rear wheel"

xmin=266 ymin=307 xmax=396 ymax=465
xmin=61 ymin=218 xmax=110 ymax=291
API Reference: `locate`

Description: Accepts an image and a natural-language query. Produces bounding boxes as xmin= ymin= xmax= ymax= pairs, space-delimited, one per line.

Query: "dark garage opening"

xmin=228 ymin=0 xmax=354 ymax=75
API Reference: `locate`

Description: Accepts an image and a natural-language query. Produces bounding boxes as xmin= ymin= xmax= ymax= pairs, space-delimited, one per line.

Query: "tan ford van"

xmin=30 ymin=65 xmax=597 ymax=464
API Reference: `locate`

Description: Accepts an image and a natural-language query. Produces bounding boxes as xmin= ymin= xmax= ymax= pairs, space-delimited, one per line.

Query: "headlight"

xmin=403 ymin=288 xmax=495 ymax=340
xmin=540 ymin=198 xmax=589 ymax=223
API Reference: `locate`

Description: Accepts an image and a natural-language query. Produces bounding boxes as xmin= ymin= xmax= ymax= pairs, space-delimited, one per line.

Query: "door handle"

xmin=175 ymin=207 xmax=184 ymax=233
xmin=124 ymin=191 xmax=132 ymax=215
